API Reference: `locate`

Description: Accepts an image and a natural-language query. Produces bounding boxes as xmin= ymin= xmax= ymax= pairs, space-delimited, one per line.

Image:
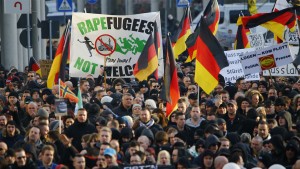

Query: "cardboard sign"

xmin=240 ymin=42 xmax=293 ymax=74
xmin=39 ymin=59 xmax=53 ymax=79
xmin=220 ymin=48 xmax=260 ymax=83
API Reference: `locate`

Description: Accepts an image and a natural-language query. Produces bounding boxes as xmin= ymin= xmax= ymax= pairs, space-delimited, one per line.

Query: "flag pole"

xmin=104 ymin=56 xmax=107 ymax=92
xmin=58 ymin=78 xmax=61 ymax=134
xmin=293 ymin=9 xmax=300 ymax=75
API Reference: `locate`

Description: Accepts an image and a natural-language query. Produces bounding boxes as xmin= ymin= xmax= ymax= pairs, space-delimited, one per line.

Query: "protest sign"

xmin=70 ymin=12 xmax=163 ymax=78
xmin=39 ymin=59 xmax=53 ymax=79
xmin=247 ymin=32 xmax=265 ymax=49
xmin=284 ymin=28 xmax=299 ymax=45
xmin=55 ymin=99 xmax=68 ymax=116
xmin=262 ymin=45 xmax=300 ymax=76
xmin=220 ymin=48 xmax=259 ymax=83
xmin=240 ymin=50 xmax=261 ymax=75
xmin=240 ymin=42 xmax=293 ymax=74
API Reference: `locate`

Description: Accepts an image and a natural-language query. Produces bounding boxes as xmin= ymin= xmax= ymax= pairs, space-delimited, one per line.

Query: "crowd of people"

xmin=0 ymin=62 xmax=299 ymax=169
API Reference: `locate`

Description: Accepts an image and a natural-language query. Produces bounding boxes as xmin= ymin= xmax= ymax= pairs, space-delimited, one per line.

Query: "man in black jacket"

xmin=113 ymin=93 xmax=133 ymax=117
xmin=12 ymin=148 xmax=37 ymax=169
xmin=64 ymin=108 xmax=97 ymax=151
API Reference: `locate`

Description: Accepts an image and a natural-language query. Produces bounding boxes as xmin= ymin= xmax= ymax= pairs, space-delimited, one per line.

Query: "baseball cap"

xmin=104 ymin=148 xmax=116 ymax=157
xmin=217 ymin=118 xmax=226 ymax=125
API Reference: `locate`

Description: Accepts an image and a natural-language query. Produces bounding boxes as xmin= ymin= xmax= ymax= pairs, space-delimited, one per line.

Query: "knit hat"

xmin=145 ymin=99 xmax=157 ymax=109
xmin=37 ymin=108 xmax=49 ymax=118
xmin=8 ymin=91 xmax=18 ymax=98
xmin=101 ymin=96 xmax=113 ymax=104
xmin=49 ymin=120 xmax=64 ymax=131
xmin=132 ymin=104 xmax=142 ymax=110
xmin=122 ymin=116 xmax=133 ymax=128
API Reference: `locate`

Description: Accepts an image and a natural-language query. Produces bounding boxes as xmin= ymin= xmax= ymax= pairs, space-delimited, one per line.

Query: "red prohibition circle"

xmin=94 ymin=34 xmax=117 ymax=56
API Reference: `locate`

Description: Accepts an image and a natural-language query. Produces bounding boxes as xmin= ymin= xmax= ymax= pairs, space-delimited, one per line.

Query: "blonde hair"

xmin=156 ymin=150 xmax=171 ymax=165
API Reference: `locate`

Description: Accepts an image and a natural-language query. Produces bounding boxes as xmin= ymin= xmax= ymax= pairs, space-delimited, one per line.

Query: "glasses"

xmin=152 ymin=85 xmax=160 ymax=88
xmin=188 ymin=88 xmax=196 ymax=91
xmin=17 ymin=156 xmax=26 ymax=160
xmin=27 ymin=75 xmax=34 ymax=77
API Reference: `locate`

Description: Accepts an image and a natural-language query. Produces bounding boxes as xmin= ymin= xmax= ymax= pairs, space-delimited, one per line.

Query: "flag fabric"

xmin=203 ymin=0 xmax=220 ymax=35
xmin=273 ymin=0 xmax=291 ymax=12
xmin=153 ymin=21 xmax=160 ymax=80
xmin=234 ymin=18 xmax=251 ymax=49
xmin=185 ymin=0 xmax=220 ymax=62
xmin=273 ymin=0 xmax=291 ymax=43
xmin=74 ymin=87 xmax=83 ymax=116
xmin=47 ymin=24 xmax=70 ymax=89
xmin=241 ymin=7 xmax=297 ymax=41
xmin=248 ymin=0 xmax=257 ymax=15
xmin=29 ymin=57 xmax=42 ymax=76
xmin=133 ymin=33 xmax=158 ymax=81
xmin=194 ymin=17 xmax=229 ymax=94
xmin=59 ymin=80 xmax=79 ymax=103
xmin=161 ymin=34 xmax=180 ymax=118
xmin=172 ymin=7 xmax=192 ymax=59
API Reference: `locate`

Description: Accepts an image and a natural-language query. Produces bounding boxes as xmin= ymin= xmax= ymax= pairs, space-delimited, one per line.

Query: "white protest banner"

xmin=284 ymin=28 xmax=299 ymax=45
xmin=257 ymin=42 xmax=293 ymax=70
xmin=70 ymin=12 xmax=163 ymax=78
xmin=220 ymin=48 xmax=259 ymax=83
xmin=240 ymin=50 xmax=261 ymax=75
xmin=247 ymin=32 xmax=265 ymax=49
xmin=262 ymin=45 xmax=299 ymax=76
xmin=240 ymin=42 xmax=293 ymax=74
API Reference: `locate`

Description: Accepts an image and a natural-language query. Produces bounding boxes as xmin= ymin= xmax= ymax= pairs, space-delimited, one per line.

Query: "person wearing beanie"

xmin=132 ymin=104 xmax=142 ymax=121
xmin=37 ymin=108 xmax=49 ymax=119
xmin=49 ymin=120 xmax=64 ymax=132
xmin=144 ymin=99 xmax=157 ymax=112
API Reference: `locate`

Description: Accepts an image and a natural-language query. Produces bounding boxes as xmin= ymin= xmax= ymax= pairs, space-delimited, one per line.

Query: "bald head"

xmin=214 ymin=156 xmax=228 ymax=169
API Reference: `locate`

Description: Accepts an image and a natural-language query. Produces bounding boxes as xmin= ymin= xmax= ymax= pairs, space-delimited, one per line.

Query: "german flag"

xmin=59 ymin=80 xmax=79 ymax=103
xmin=29 ymin=57 xmax=42 ymax=76
xmin=133 ymin=33 xmax=158 ymax=81
xmin=293 ymin=20 xmax=300 ymax=68
xmin=185 ymin=0 xmax=220 ymax=62
xmin=203 ymin=0 xmax=220 ymax=35
xmin=273 ymin=0 xmax=291 ymax=43
xmin=161 ymin=34 xmax=180 ymax=118
xmin=153 ymin=21 xmax=160 ymax=80
xmin=194 ymin=17 xmax=229 ymax=94
xmin=47 ymin=25 xmax=70 ymax=89
xmin=172 ymin=7 xmax=192 ymax=59
xmin=234 ymin=18 xmax=250 ymax=49
xmin=241 ymin=7 xmax=297 ymax=41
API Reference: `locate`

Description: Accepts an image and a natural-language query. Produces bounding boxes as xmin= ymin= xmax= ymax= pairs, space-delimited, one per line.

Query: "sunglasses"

xmin=27 ymin=75 xmax=34 ymax=77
